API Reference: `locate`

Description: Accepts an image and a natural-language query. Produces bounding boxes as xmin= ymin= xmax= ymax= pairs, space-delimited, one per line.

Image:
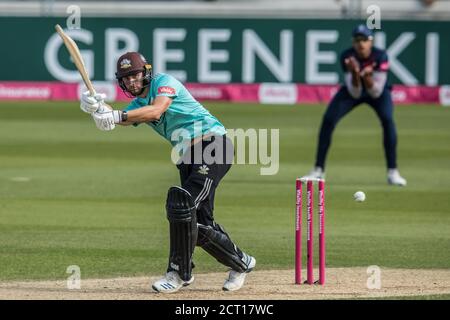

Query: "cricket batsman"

xmin=302 ymin=25 xmax=407 ymax=186
xmin=80 ymin=52 xmax=256 ymax=293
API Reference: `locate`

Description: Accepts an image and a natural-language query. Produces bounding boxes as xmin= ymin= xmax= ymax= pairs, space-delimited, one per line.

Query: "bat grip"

xmin=87 ymin=86 xmax=96 ymax=97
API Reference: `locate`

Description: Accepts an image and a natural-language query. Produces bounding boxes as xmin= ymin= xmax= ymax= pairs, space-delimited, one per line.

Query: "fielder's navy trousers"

xmin=315 ymin=86 xmax=398 ymax=170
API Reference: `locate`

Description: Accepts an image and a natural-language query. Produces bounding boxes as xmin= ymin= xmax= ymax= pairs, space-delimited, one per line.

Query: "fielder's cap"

xmin=352 ymin=24 xmax=374 ymax=39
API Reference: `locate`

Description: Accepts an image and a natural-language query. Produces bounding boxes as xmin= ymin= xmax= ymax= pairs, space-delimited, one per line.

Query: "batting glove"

xmin=80 ymin=91 xmax=107 ymax=114
xmin=92 ymin=111 xmax=115 ymax=131
xmin=91 ymin=110 xmax=126 ymax=131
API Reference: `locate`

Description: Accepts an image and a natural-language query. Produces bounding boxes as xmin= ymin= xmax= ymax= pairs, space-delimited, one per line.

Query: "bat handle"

xmin=87 ymin=86 xmax=96 ymax=97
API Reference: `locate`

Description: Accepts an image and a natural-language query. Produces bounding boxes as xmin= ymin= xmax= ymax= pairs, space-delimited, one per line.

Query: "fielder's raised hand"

xmin=344 ymin=56 xmax=360 ymax=74
xmin=360 ymin=62 xmax=377 ymax=78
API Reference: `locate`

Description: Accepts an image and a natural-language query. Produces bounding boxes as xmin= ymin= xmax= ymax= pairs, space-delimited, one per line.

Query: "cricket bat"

xmin=55 ymin=24 xmax=96 ymax=96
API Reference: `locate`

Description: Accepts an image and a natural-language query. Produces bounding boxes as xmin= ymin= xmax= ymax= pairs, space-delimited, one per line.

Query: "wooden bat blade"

xmin=54 ymin=24 xmax=96 ymax=96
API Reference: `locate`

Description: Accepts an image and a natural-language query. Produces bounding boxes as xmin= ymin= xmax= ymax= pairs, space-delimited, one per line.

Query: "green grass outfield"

xmin=0 ymin=101 xmax=449 ymax=283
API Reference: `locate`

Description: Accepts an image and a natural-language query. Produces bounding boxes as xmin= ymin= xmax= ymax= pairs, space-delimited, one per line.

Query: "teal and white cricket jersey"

xmin=124 ymin=73 xmax=226 ymax=147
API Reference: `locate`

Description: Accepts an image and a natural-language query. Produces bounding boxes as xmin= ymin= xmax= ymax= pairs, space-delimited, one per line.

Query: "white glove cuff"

xmin=112 ymin=110 xmax=126 ymax=124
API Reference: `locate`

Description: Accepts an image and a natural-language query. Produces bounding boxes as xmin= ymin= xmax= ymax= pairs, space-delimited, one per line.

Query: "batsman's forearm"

xmin=126 ymin=106 xmax=163 ymax=123
xmin=117 ymin=121 xmax=134 ymax=126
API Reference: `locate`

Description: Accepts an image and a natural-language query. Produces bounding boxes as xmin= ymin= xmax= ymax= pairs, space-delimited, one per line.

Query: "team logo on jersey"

xmin=198 ymin=165 xmax=210 ymax=175
xmin=120 ymin=59 xmax=132 ymax=69
xmin=158 ymin=86 xmax=176 ymax=95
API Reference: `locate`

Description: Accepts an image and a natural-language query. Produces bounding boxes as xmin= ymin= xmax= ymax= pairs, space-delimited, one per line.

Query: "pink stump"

xmin=306 ymin=180 xmax=314 ymax=284
xmin=295 ymin=179 xmax=302 ymax=284
xmin=318 ymin=179 xmax=326 ymax=285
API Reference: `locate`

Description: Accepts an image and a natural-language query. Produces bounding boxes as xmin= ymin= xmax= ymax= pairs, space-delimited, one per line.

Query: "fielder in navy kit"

xmin=303 ymin=25 xmax=407 ymax=186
